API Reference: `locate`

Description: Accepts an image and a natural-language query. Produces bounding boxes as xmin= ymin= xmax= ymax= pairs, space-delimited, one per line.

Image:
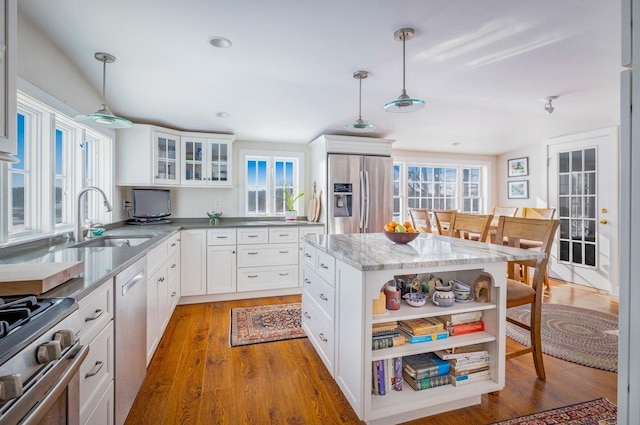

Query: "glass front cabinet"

xmin=181 ymin=133 xmax=234 ymax=187
xmin=153 ymin=131 xmax=180 ymax=185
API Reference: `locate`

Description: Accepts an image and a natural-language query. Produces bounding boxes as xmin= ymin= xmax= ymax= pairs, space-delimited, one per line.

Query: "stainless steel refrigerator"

xmin=327 ymin=154 xmax=393 ymax=234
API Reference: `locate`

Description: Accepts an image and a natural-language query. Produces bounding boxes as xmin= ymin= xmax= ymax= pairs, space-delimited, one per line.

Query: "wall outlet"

xmin=214 ymin=199 xmax=221 ymax=209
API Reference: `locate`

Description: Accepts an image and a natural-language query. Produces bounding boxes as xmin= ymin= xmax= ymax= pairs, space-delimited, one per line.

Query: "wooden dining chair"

xmin=433 ymin=210 xmax=455 ymax=235
xmin=408 ymin=208 xmax=432 ymax=233
xmin=519 ymin=208 xmax=557 ymax=290
xmin=492 ymin=216 xmax=560 ymax=380
xmin=522 ymin=207 xmax=556 ymax=219
xmin=446 ymin=212 xmax=493 ymax=241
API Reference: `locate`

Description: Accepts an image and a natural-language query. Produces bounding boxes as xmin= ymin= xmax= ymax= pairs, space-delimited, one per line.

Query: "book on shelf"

xmin=433 ymin=344 xmax=486 ymax=360
xmin=372 ymin=331 xmax=401 ymax=340
xmin=402 ymin=352 xmax=450 ymax=379
xmin=447 ymin=320 xmax=485 ymax=336
xmin=392 ymin=357 xmax=403 ymax=391
xmin=400 ymin=329 xmax=449 ymax=344
xmin=377 ymin=360 xmax=386 ymax=395
xmin=438 ymin=311 xmax=483 ymax=326
xmin=448 ymin=355 xmax=490 ymax=367
xmin=372 ymin=358 xmax=403 ymax=395
xmin=372 ymin=335 xmax=406 ymax=350
xmin=449 ymin=370 xmax=491 ymax=386
xmin=398 ymin=317 xmax=445 ymax=336
xmin=403 ymin=370 xmax=451 ymax=391
xmin=372 ymin=321 xmax=399 ymax=336
xmin=450 ymin=363 xmax=490 ymax=377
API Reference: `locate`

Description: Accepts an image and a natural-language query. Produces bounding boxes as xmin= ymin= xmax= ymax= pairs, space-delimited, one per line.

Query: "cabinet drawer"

xmin=80 ymin=320 xmax=114 ymax=424
xmin=78 ymin=281 xmax=113 ymax=344
xmin=82 ymin=380 xmax=114 ymax=425
xmin=302 ymin=298 xmax=334 ymax=374
xmin=299 ymin=225 xmax=324 ymax=239
xmin=237 ymin=227 xmax=269 ymax=244
xmin=302 ymin=243 xmax=316 ymax=269
xmin=302 ymin=268 xmax=334 ymax=326
xmin=237 ymin=243 xmax=297 ymax=267
xmin=269 ymin=227 xmax=299 ymax=243
xmin=237 ymin=265 xmax=298 ymax=291
xmin=207 ymin=228 xmax=237 ymax=245
xmin=316 ymin=250 xmax=336 ymax=286
xmin=167 ymin=232 xmax=181 ymax=255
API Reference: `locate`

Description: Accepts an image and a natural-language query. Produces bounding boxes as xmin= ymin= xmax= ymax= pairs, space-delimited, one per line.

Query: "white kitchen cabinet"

xmin=116 ymin=124 xmax=181 ymax=186
xmin=207 ymin=245 xmax=237 ymax=293
xmin=181 ymin=133 xmax=234 ymax=186
xmin=77 ymin=279 xmax=115 ymax=425
xmin=180 ymin=229 xmax=207 ymax=296
xmin=299 ymin=225 xmax=324 ymax=287
xmin=0 ymin=0 xmax=17 ymax=162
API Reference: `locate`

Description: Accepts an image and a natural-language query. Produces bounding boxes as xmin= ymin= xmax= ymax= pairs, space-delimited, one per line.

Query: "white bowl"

xmin=403 ymin=292 xmax=427 ymax=307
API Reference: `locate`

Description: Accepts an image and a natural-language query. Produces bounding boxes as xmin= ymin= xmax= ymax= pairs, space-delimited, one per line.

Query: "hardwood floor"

xmin=125 ymin=279 xmax=618 ymax=425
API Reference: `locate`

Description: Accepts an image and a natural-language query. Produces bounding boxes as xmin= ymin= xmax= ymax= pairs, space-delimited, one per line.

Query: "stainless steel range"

xmin=0 ymin=295 xmax=88 ymax=425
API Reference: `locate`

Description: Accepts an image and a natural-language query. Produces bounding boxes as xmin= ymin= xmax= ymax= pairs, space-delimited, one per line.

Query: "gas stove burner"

xmin=0 ymin=296 xmax=48 ymax=338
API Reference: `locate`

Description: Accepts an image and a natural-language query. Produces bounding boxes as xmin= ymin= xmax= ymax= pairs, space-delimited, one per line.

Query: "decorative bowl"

xmin=403 ymin=292 xmax=427 ymax=307
xmin=383 ymin=230 xmax=419 ymax=244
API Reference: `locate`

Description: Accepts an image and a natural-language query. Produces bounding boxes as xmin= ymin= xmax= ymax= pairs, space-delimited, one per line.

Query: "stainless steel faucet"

xmin=75 ymin=186 xmax=113 ymax=242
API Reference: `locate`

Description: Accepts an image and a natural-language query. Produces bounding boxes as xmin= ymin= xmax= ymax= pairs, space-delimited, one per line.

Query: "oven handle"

xmin=4 ymin=344 xmax=89 ymax=425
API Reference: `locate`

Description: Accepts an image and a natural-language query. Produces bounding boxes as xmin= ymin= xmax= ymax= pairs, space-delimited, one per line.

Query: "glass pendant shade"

xmin=346 ymin=70 xmax=375 ymax=132
xmin=75 ymin=52 xmax=132 ymax=129
xmin=385 ymin=28 xmax=425 ymax=113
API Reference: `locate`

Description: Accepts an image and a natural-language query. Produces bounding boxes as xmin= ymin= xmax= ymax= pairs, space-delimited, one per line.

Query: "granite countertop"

xmin=303 ymin=232 xmax=545 ymax=271
xmin=0 ymin=218 xmax=324 ymax=301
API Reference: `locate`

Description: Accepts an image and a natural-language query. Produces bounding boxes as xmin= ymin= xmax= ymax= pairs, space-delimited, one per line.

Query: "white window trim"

xmin=238 ymin=149 xmax=305 ymax=217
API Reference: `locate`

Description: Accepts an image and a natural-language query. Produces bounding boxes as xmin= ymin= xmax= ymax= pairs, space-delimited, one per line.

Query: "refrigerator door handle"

xmin=359 ymin=170 xmax=366 ymax=230
xmin=364 ymin=170 xmax=371 ymax=230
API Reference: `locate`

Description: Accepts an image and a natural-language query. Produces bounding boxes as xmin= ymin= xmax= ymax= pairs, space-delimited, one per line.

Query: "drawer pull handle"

xmin=216 ymin=236 xmax=228 ymax=239
xmin=320 ymin=263 xmax=329 ymax=269
xmin=158 ymin=277 xmax=165 ymax=282
xmin=279 ymin=273 xmax=289 ymax=276
xmin=171 ymin=243 xmax=176 ymax=247
xmin=248 ymin=252 xmax=258 ymax=255
xmin=304 ymin=278 xmax=311 ymax=284
xmin=279 ymin=250 xmax=289 ymax=254
xmin=305 ymin=253 xmax=312 ymax=258
xmin=304 ymin=311 xmax=311 ymax=319
xmin=85 ymin=361 xmax=104 ymax=378
xmin=319 ymin=293 xmax=328 ymax=301
xmin=171 ymin=291 xmax=177 ymax=297
xmin=171 ymin=264 xmax=176 ymax=268
xmin=279 ymin=234 xmax=289 ymax=237
xmin=248 ymin=275 xmax=258 ymax=278
xmin=319 ymin=333 xmax=327 ymax=342
xmin=248 ymin=235 xmax=259 ymax=238
xmin=85 ymin=309 xmax=104 ymax=322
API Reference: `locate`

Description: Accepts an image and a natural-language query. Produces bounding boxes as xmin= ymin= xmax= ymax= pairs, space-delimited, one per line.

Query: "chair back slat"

xmin=433 ymin=210 xmax=456 ymax=235
xmin=447 ymin=212 xmax=493 ymax=241
xmin=522 ymin=207 xmax=556 ymax=219
xmin=408 ymin=208 xmax=431 ymax=233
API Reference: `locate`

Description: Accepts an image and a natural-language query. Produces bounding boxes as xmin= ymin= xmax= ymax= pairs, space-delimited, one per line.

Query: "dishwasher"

xmin=114 ymin=257 xmax=147 ymax=425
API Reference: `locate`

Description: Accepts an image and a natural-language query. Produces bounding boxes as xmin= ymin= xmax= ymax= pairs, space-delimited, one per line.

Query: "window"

xmin=393 ymin=160 xmax=487 ymax=223
xmin=241 ymin=150 xmax=304 ymax=216
xmin=0 ymin=91 xmax=113 ymax=244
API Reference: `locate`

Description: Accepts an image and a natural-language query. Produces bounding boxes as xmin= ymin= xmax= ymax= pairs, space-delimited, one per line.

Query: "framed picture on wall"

xmin=507 ymin=157 xmax=529 ymax=177
xmin=508 ymin=180 xmax=529 ymax=199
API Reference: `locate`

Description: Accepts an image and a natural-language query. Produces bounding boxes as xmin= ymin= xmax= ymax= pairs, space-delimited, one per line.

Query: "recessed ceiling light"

xmin=209 ymin=36 xmax=232 ymax=48
xmin=216 ymin=112 xmax=230 ymax=118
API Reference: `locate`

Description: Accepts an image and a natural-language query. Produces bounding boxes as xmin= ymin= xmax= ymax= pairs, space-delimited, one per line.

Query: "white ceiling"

xmin=19 ymin=0 xmax=621 ymax=155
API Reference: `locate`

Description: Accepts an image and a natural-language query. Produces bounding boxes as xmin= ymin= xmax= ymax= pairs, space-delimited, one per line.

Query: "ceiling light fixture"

xmin=209 ymin=36 xmax=232 ymax=48
xmin=345 ymin=70 xmax=375 ymax=132
xmin=543 ymin=96 xmax=558 ymax=114
xmin=384 ymin=28 xmax=425 ymax=113
xmin=75 ymin=52 xmax=132 ymax=129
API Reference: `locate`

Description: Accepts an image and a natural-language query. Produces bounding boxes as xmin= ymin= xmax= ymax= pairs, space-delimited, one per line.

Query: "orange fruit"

xmin=389 ymin=220 xmax=398 ymax=227
xmin=404 ymin=221 xmax=412 ymax=228
xmin=384 ymin=224 xmax=394 ymax=232
xmin=407 ymin=228 xmax=415 ymax=233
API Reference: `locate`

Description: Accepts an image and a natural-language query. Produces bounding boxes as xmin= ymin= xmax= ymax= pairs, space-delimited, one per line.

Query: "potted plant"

xmin=283 ymin=187 xmax=305 ymax=221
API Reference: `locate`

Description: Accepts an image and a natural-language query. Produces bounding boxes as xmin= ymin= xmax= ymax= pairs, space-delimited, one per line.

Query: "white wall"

xmin=497 ymin=144 xmax=548 ymax=214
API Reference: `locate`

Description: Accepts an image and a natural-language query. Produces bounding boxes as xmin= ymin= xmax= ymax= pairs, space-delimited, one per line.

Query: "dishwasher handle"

xmin=122 ymin=272 xmax=145 ymax=296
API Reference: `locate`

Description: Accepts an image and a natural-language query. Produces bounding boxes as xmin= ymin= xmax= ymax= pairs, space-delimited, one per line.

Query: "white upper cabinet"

xmin=153 ymin=131 xmax=180 ymax=185
xmin=181 ymin=133 xmax=234 ymax=187
xmin=0 ymin=0 xmax=17 ymax=162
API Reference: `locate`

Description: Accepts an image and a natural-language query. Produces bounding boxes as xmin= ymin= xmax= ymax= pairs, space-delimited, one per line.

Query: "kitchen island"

xmin=301 ymin=232 xmax=544 ymax=425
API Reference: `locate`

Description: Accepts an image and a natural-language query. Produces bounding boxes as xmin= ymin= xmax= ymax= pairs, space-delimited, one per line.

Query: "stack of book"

xmin=434 ymin=344 xmax=491 ymax=386
xmin=372 ymin=357 xmax=403 ymax=395
xmin=438 ymin=311 xmax=485 ymax=336
xmin=398 ymin=317 xmax=448 ymax=344
xmin=372 ymin=321 xmax=405 ymax=350
xmin=401 ymin=352 xmax=451 ymax=391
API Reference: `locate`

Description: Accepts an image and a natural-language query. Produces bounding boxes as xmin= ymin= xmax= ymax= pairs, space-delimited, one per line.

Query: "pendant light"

xmin=75 ymin=52 xmax=132 ymax=129
xmin=345 ymin=70 xmax=375 ymax=132
xmin=384 ymin=28 xmax=425 ymax=113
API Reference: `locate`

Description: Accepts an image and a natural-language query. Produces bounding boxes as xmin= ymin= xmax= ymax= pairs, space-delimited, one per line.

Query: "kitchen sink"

xmin=72 ymin=235 xmax=152 ymax=248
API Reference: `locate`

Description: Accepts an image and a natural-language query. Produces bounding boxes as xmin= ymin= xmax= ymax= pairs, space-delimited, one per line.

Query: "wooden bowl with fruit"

xmin=383 ymin=220 xmax=420 ymax=244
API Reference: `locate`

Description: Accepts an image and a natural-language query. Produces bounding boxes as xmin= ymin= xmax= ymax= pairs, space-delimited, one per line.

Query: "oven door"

xmin=0 ymin=344 xmax=89 ymax=425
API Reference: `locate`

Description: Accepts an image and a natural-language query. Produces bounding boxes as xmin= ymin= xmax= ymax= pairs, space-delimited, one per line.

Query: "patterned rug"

xmin=489 ymin=398 xmax=617 ymax=424
xmin=230 ymin=302 xmax=306 ymax=347
xmin=505 ymin=304 xmax=618 ymax=372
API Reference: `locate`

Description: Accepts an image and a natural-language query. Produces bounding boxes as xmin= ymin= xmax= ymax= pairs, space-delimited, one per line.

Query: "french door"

xmin=547 ymin=127 xmax=619 ymax=294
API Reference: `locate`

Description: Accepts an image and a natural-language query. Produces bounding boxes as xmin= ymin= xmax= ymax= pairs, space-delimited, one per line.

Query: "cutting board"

xmin=307 ymin=181 xmax=317 ymax=221
xmin=314 ymin=189 xmax=322 ymax=222
xmin=0 ymin=261 xmax=84 ymax=295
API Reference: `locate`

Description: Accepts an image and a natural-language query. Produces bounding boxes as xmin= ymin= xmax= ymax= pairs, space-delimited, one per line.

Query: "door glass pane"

xmin=584 ymin=197 xmax=596 ymax=218
xmin=560 ymin=219 xmax=569 ymax=239
xmin=168 ymin=139 xmax=176 ymax=160
xmin=560 ymin=240 xmax=569 ymax=261
xmin=571 ymin=174 xmax=583 ymax=195
xmin=559 ymin=175 xmax=569 ymax=195
xmin=220 ymin=143 xmax=227 ymax=161
xmin=584 ymin=220 xmax=596 ymax=242
xmin=571 ymin=219 xmax=582 ymax=239
xmin=584 ymin=148 xmax=596 ymax=171
xmin=585 ymin=173 xmax=596 ymax=195
xmin=585 ymin=244 xmax=596 ymax=266
xmin=572 ymin=242 xmax=583 ymax=263
xmin=571 ymin=196 xmax=582 ymax=217
xmin=158 ymin=137 xmax=167 ymax=160
xmin=571 ymin=150 xmax=583 ymax=172
xmin=559 ymin=197 xmax=569 ymax=217
xmin=559 ymin=152 xmax=570 ymax=173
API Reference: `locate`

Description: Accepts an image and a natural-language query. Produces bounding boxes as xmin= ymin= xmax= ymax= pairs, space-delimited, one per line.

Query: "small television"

xmin=132 ymin=189 xmax=171 ymax=219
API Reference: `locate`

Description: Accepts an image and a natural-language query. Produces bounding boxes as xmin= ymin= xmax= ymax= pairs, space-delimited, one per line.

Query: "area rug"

xmin=505 ymin=304 xmax=618 ymax=372
xmin=489 ymin=398 xmax=617 ymax=425
xmin=230 ymin=302 xmax=306 ymax=347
